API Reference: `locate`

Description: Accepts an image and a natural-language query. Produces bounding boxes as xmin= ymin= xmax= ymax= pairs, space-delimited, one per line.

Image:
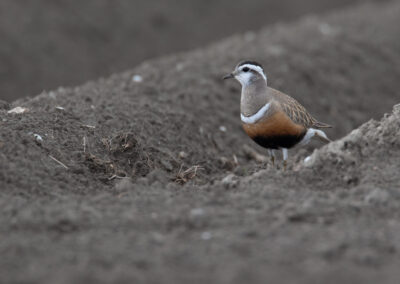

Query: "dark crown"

xmin=237 ymin=60 xmax=263 ymax=69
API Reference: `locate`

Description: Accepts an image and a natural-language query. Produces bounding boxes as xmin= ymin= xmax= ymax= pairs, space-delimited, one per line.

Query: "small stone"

xmin=221 ymin=174 xmax=239 ymax=188
xmin=178 ymin=151 xmax=188 ymax=159
xmin=318 ymin=23 xmax=339 ymax=36
xmin=218 ymin=155 xmax=238 ymax=170
xmin=190 ymin=208 xmax=205 ymax=217
xmin=132 ymin=75 xmax=143 ymax=83
xmin=151 ymin=232 xmax=164 ymax=244
xmin=365 ymin=188 xmax=390 ymax=205
xmin=33 ymin=134 xmax=43 ymax=143
xmin=201 ymin=231 xmax=212 ymax=240
xmin=48 ymin=91 xmax=57 ymax=99
xmin=343 ymin=174 xmax=358 ymax=185
xmin=176 ymin=63 xmax=185 ymax=71
xmin=7 ymin=106 xmax=28 ymax=114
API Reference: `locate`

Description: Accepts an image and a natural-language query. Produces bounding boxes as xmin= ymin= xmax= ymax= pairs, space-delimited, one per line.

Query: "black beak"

xmin=223 ymin=73 xmax=234 ymax=80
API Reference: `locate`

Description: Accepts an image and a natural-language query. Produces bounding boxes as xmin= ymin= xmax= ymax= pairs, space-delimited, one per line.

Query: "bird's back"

xmin=267 ymin=87 xmax=331 ymax=129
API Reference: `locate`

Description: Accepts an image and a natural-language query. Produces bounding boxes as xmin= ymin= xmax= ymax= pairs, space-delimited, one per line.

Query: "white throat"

xmin=237 ymin=73 xmax=255 ymax=88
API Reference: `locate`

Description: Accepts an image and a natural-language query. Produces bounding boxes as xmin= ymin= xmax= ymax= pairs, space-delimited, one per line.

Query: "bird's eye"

xmin=242 ymin=67 xmax=250 ymax=72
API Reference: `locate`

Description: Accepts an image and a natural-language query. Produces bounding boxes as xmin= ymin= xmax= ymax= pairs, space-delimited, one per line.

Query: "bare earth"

xmin=0 ymin=0 xmax=383 ymax=101
xmin=1 ymin=2 xmax=400 ymax=283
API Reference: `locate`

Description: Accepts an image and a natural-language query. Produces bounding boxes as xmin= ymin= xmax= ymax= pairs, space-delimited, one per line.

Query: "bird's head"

xmin=223 ymin=60 xmax=267 ymax=86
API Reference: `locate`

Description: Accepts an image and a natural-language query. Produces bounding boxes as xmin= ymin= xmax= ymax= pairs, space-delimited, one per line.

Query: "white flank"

xmin=241 ymin=102 xmax=271 ymax=124
xmin=299 ymin=128 xmax=328 ymax=146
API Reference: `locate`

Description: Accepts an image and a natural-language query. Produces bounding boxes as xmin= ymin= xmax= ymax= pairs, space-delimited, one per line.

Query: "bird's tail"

xmin=313 ymin=121 xmax=333 ymax=128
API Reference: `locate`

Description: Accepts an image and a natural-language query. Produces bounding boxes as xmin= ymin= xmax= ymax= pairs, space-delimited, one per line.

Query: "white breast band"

xmin=241 ymin=102 xmax=271 ymax=124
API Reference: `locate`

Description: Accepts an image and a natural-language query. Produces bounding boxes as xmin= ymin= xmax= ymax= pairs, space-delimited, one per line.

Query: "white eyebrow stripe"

xmin=241 ymin=102 xmax=271 ymax=124
xmin=240 ymin=64 xmax=267 ymax=81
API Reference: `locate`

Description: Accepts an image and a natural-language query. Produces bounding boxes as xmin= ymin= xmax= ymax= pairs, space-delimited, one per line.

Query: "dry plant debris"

xmin=173 ymin=165 xmax=203 ymax=185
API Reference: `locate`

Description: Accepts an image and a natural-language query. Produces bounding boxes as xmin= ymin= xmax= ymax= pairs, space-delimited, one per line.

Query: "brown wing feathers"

xmin=271 ymin=88 xmax=332 ymax=129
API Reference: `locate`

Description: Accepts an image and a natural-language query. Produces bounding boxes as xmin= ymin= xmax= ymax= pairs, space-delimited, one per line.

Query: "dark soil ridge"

xmin=1 ymin=2 xmax=399 ymax=194
xmin=0 ymin=0 xmax=379 ymax=102
xmin=223 ymin=102 xmax=400 ymax=191
xmin=1 ymin=3 xmax=400 ymax=283
xmin=302 ymin=103 xmax=400 ymax=188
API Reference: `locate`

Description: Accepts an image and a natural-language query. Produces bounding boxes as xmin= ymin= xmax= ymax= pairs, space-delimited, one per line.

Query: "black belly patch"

xmin=253 ymin=133 xmax=306 ymax=149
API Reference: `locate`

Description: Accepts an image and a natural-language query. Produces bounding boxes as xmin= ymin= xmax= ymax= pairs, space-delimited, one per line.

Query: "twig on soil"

xmin=101 ymin=138 xmax=111 ymax=152
xmin=81 ymin=124 xmax=96 ymax=129
xmin=108 ymin=175 xmax=127 ymax=181
xmin=218 ymin=155 xmax=239 ymax=170
xmin=233 ymin=154 xmax=238 ymax=165
xmin=49 ymin=155 xmax=69 ymax=170
xmin=173 ymin=165 xmax=203 ymax=185
xmin=144 ymin=152 xmax=153 ymax=169
xmin=242 ymin=145 xmax=268 ymax=163
xmin=83 ymin=136 xmax=87 ymax=153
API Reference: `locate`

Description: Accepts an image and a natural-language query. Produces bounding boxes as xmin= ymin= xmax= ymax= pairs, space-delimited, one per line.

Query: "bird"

xmin=223 ymin=60 xmax=332 ymax=170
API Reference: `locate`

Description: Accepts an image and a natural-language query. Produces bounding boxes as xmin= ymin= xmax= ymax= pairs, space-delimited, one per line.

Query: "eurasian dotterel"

xmin=224 ymin=60 xmax=332 ymax=170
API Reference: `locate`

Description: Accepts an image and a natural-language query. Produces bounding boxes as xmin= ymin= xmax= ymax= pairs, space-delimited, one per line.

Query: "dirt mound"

xmin=2 ymin=2 xmax=399 ymax=192
xmin=0 ymin=0 xmax=385 ymax=102
xmin=301 ymin=103 xmax=400 ymax=189
xmin=1 ymin=2 xmax=400 ymax=283
xmin=196 ymin=104 xmax=400 ymax=284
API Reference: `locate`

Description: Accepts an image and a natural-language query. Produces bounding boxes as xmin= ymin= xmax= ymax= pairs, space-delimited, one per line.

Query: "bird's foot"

xmin=283 ymin=160 xmax=287 ymax=171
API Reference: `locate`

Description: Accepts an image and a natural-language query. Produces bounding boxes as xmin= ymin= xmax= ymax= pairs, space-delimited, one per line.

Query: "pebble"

xmin=33 ymin=134 xmax=43 ymax=143
xmin=221 ymin=174 xmax=239 ymax=188
xmin=7 ymin=107 xmax=28 ymax=114
xmin=132 ymin=75 xmax=143 ymax=83
xmin=365 ymin=188 xmax=390 ymax=205
xmin=190 ymin=208 xmax=205 ymax=217
xmin=178 ymin=151 xmax=188 ymax=159
xmin=201 ymin=231 xmax=212 ymax=240
xmin=219 ymin=126 xmax=227 ymax=132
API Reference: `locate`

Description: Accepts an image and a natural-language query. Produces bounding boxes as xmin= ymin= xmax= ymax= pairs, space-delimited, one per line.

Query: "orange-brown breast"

xmin=242 ymin=110 xmax=306 ymax=140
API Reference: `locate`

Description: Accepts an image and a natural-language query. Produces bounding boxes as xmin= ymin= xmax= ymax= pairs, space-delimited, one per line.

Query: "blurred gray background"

xmin=0 ymin=0 xmax=376 ymax=101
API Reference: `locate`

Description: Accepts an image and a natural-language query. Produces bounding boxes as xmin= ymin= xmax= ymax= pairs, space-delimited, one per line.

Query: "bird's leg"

xmin=268 ymin=149 xmax=276 ymax=166
xmin=282 ymin=148 xmax=288 ymax=171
